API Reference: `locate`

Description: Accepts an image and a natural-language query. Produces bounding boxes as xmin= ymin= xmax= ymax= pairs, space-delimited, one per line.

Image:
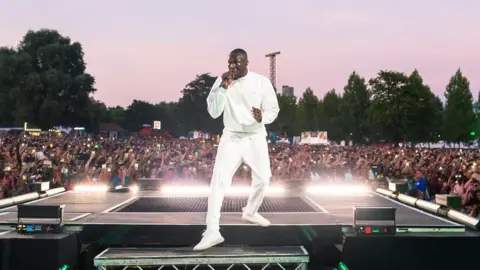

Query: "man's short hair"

xmin=230 ymin=48 xmax=248 ymax=59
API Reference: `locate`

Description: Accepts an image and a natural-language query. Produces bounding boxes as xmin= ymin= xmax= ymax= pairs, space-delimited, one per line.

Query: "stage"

xmin=0 ymin=189 xmax=462 ymax=228
xmin=0 ymin=185 xmax=478 ymax=269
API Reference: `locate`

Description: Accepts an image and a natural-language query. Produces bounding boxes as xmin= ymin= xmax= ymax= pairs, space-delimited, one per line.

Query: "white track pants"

xmin=206 ymin=134 xmax=271 ymax=232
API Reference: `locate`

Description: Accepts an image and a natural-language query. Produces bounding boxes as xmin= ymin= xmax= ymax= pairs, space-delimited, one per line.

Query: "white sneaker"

xmin=193 ymin=230 xmax=224 ymax=251
xmin=242 ymin=207 xmax=271 ymax=227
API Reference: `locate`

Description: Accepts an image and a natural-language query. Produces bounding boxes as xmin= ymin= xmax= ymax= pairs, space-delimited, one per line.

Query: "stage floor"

xmin=0 ymin=190 xmax=463 ymax=229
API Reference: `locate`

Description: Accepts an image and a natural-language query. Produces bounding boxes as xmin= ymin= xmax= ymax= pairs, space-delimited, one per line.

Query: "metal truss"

xmin=98 ymin=262 xmax=307 ymax=270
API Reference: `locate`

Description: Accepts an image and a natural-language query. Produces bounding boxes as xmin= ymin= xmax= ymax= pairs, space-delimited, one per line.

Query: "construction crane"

xmin=265 ymin=51 xmax=280 ymax=91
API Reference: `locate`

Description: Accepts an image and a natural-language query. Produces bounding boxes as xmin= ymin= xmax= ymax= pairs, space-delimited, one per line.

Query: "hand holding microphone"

xmin=220 ymin=71 xmax=233 ymax=89
xmin=252 ymin=107 xmax=262 ymax=123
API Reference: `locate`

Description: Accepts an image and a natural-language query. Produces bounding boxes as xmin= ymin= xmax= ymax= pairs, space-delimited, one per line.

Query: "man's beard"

xmin=231 ymin=68 xmax=246 ymax=79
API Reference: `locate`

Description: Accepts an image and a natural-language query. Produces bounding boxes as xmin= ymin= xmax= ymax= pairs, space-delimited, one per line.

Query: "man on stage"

xmin=194 ymin=48 xmax=280 ymax=251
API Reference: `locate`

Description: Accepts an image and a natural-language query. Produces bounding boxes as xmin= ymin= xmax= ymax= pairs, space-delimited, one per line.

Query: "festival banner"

xmin=300 ymin=131 xmax=328 ymax=145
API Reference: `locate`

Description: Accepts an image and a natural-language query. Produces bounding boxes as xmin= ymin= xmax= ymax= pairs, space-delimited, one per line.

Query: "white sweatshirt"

xmin=206 ymin=71 xmax=280 ymax=136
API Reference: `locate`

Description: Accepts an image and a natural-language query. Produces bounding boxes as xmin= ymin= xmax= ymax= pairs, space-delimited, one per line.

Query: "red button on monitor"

xmin=365 ymin=227 xmax=372 ymax=234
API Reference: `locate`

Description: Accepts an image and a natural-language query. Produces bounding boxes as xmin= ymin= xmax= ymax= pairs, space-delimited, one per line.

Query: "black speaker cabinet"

xmin=0 ymin=231 xmax=79 ymax=270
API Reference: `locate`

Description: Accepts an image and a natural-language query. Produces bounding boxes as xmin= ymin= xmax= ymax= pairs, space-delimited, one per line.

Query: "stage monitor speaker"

xmin=29 ymin=181 xmax=50 ymax=192
xmin=353 ymin=206 xmax=396 ymax=236
xmin=0 ymin=232 xmax=79 ymax=270
xmin=388 ymin=182 xmax=409 ymax=194
xmin=17 ymin=204 xmax=65 ymax=233
xmin=436 ymin=194 xmax=462 ymax=209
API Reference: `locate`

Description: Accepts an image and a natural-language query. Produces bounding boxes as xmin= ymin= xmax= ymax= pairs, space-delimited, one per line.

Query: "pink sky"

xmin=1 ymin=0 xmax=479 ymax=107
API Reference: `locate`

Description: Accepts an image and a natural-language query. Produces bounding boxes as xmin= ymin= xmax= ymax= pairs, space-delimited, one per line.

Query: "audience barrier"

xmin=0 ymin=187 xmax=65 ymax=209
xmin=375 ymin=187 xmax=480 ymax=229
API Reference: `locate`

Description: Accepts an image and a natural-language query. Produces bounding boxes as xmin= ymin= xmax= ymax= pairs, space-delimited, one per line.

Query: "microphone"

xmin=221 ymin=76 xmax=229 ymax=85
xmin=221 ymin=73 xmax=232 ymax=87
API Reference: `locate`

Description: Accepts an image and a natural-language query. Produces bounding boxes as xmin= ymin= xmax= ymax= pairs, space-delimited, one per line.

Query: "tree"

xmin=340 ymin=71 xmax=370 ymax=144
xmin=123 ymin=100 xmax=165 ymax=132
xmin=104 ymin=101 xmax=178 ymax=134
xmin=107 ymin=106 xmax=126 ymax=126
xmin=87 ymin=99 xmax=110 ymax=132
xmin=473 ymin=92 xmax=480 ymax=139
xmin=297 ymin=87 xmax=320 ymax=131
xmin=428 ymin=95 xmax=444 ymax=142
xmin=320 ymin=89 xmax=344 ymax=142
xmin=368 ymin=71 xmax=409 ymax=143
xmin=442 ymin=69 xmax=475 ymax=143
xmin=273 ymin=94 xmax=298 ymax=136
xmin=402 ymin=70 xmax=443 ymax=143
xmin=0 ymin=47 xmax=28 ymax=126
xmin=176 ymin=73 xmax=221 ymax=135
xmin=0 ymin=29 xmax=96 ymax=129
xmin=154 ymin=101 xmax=177 ymax=134
xmin=475 ymin=91 xmax=480 ymax=116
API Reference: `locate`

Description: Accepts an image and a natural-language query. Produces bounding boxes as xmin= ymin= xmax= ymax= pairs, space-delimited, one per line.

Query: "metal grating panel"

xmin=117 ymin=197 xmax=317 ymax=213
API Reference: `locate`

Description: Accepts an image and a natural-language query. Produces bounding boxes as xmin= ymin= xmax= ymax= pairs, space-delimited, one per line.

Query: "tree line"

xmin=0 ymin=29 xmax=478 ymax=144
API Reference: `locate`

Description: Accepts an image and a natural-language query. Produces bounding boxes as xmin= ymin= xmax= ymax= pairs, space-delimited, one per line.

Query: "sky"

xmin=0 ymin=0 xmax=479 ymax=107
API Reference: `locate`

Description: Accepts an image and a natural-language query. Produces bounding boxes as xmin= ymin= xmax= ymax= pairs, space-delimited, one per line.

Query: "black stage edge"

xmin=342 ymin=232 xmax=480 ymax=270
xmin=0 ymin=231 xmax=79 ymax=270
xmin=2 ymin=226 xmax=479 ymax=269
xmin=78 ymin=224 xmax=343 ymax=246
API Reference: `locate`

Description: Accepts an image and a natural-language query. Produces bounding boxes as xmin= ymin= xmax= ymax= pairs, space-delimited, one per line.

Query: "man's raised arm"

xmin=206 ymin=76 xmax=227 ymax=119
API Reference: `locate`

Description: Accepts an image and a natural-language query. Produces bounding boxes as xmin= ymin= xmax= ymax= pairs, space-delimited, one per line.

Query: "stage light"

xmin=130 ymin=185 xmax=139 ymax=192
xmin=73 ymin=185 xmax=108 ymax=192
xmin=12 ymin=192 xmax=40 ymax=204
xmin=266 ymin=186 xmax=285 ymax=194
xmin=415 ymin=199 xmax=441 ymax=214
xmin=447 ymin=209 xmax=480 ymax=229
xmin=225 ymin=186 xmax=285 ymax=195
xmin=376 ymin=188 xmax=394 ymax=197
xmin=110 ymin=185 xmax=130 ymax=192
xmin=161 ymin=185 xmax=285 ymax=196
xmin=106 ymin=185 xmax=140 ymax=193
xmin=397 ymin=194 xmax=417 ymax=207
xmin=306 ymin=185 xmax=370 ymax=196
xmin=338 ymin=261 xmax=350 ymax=270
xmin=0 ymin=198 xmax=14 ymax=208
xmin=161 ymin=185 xmax=210 ymax=195
xmin=46 ymin=187 xmax=65 ymax=196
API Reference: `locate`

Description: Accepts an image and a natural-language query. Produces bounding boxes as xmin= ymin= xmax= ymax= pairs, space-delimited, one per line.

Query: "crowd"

xmin=1 ymin=132 xmax=479 ymax=217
